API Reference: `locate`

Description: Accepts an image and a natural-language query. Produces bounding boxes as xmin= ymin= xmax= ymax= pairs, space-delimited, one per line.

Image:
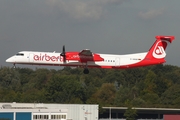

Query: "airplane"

xmin=6 ymin=35 xmax=175 ymax=74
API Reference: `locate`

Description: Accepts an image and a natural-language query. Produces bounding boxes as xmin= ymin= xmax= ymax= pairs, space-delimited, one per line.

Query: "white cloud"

xmin=45 ymin=0 xmax=126 ymax=21
xmin=97 ymin=0 xmax=125 ymax=5
xmin=138 ymin=8 xmax=165 ymax=20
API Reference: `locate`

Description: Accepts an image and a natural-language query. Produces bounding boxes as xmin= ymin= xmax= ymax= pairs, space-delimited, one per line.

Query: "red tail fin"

xmin=145 ymin=36 xmax=175 ymax=61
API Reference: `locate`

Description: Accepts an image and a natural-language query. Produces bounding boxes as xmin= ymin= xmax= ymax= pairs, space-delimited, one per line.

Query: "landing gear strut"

xmin=13 ymin=63 xmax=16 ymax=68
xmin=83 ymin=63 xmax=89 ymax=74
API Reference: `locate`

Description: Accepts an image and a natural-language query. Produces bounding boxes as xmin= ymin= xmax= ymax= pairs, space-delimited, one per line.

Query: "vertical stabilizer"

xmin=145 ymin=36 xmax=175 ymax=61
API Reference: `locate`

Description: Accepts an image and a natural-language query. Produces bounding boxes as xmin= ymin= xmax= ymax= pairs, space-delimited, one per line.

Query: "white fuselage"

xmin=6 ymin=51 xmax=148 ymax=69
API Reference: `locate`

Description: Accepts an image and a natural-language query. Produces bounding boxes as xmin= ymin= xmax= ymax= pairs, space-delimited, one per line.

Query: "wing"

xmin=79 ymin=49 xmax=93 ymax=56
xmin=78 ymin=49 xmax=104 ymax=62
xmin=65 ymin=49 xmax=104 ymax=62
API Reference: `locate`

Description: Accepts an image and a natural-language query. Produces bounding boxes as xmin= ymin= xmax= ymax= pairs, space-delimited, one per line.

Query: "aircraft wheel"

xmin=83 ymin=68 xmax=89 ymax=74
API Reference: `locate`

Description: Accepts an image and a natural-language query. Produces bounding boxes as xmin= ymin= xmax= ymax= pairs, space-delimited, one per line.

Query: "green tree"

xmin=87 ymin=83 xmax=116 ymax=106
xmin=45 ymin=74 xmax=85 ymax=103
xmin=142 ymin=70 xmax=157 ymax=95
xmin=0 ymin=67 xmax=21 ymax=91
xmin=18 ymin=68 xmax=34 ymax=85
xmin=114 ymin=87 xmax=132 ymax=106
xmin=124 ymin=100 xmax=137 ymax=120
xmin=161 ymin=84 xmax=180 ymax=107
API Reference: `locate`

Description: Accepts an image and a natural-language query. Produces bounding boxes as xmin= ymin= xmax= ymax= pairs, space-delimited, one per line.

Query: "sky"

xmin=1 ymin=0 xmax=180 ymax=69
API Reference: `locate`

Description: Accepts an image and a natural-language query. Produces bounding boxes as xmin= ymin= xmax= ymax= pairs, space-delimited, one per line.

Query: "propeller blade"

xmin=60 ymin=45 xmax=66 ymax=62
xmin=60 ymin=45 xmax=65 ymax=56
xmin=63 ymin=45 xmax=65 ymax=54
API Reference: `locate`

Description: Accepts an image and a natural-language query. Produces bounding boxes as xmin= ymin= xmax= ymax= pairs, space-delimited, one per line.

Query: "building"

xmin=100 ymin=107 xmax=180 ymax=120
xmin=0 ymin=102 xmax=99 ymax=120
xmin=1 ymin=103 xmax=180 ymax=120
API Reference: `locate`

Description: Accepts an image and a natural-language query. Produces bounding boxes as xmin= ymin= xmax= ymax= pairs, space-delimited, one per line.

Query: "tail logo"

xmin=155 ymin=46 xmax=164 ymax=55
xmin=152 ymin=40 xmax=168 ymax=59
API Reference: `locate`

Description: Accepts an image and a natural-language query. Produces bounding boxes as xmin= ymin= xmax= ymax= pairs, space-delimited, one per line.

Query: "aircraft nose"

xmin=6 ymin=57 xmax=14 ymax=63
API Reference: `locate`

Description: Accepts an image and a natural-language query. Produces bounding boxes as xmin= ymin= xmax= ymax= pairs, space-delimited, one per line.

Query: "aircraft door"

xmin=29 ymin=53 xmax=34 ymax=63
xmin=115 ymin=57 xmax=120 ymax=66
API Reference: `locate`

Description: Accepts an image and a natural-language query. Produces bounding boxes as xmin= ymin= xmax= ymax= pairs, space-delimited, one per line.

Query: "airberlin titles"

xmin=34 ymin=54 xmax=63 ymax=62
xmin=33 ymin=53 xmax=104 ymax=62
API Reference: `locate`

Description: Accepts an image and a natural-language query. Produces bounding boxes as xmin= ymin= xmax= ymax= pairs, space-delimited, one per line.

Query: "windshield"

xmin=16 ymin=53 xmax=24 ymax=56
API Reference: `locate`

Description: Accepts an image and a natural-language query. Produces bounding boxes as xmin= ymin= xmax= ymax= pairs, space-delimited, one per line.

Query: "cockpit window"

xmin=16 ymin=53 xmax=24 ymax=56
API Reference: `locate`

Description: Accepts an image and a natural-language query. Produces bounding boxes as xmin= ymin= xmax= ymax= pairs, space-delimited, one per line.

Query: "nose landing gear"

xmin=13 ymin=63 xmax=16 ymax=68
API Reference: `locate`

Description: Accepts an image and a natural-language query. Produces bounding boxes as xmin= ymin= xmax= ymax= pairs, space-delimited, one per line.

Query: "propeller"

xmin=60 ymin=45 xmax=66 ymax=62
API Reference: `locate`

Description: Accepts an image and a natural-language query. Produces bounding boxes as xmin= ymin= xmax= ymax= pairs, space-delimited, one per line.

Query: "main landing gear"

xmin=83 ymin=63 xmax=89 ymax=74
xmin=83 ymin=68 xmax=89 ymax=74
